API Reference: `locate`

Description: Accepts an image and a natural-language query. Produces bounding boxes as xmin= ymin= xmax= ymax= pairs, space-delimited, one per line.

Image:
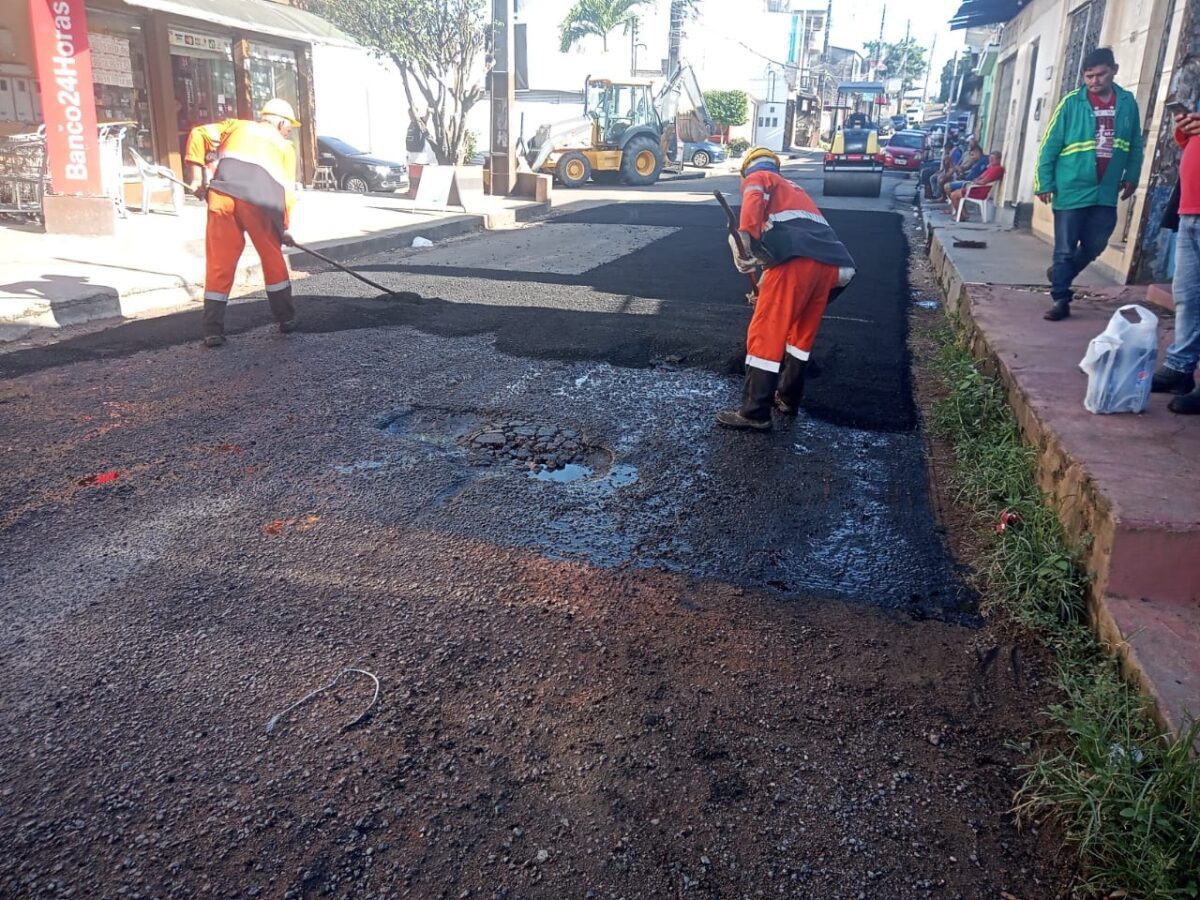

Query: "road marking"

xmin=824 ymin=315 xmax=875 ymax=324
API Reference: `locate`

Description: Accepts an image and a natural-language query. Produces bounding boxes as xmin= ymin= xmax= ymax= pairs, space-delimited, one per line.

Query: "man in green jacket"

xmin=1035 ymin=47 xmax=1144 ymax=321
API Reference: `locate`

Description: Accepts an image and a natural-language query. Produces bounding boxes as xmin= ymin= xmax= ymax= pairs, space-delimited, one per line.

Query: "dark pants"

xmin=1051 ymin=205 xmax=1118 ymax=302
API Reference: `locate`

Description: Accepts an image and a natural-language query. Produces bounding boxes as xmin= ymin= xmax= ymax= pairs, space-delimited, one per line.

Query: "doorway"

xmin=1009 ymin=41 xmax=1040 ymax=201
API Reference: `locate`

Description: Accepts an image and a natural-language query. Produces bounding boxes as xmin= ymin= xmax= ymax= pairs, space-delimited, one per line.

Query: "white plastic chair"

xmin=127 ymin=146 xmax=183 ymax=215
xmin=955 ymin=180 xmax=999 ymax=223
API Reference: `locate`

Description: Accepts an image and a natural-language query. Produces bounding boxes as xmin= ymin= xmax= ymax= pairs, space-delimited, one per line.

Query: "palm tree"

xmin=559 ymin=0 xmax=646 ymax=53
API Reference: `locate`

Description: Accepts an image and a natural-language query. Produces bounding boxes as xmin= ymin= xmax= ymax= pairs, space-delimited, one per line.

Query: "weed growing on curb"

xmin=929 ymin=321 xmax=1200 ymax=899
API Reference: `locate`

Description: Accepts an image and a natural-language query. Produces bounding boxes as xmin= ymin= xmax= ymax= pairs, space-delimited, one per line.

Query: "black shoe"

xmin=1046 ymin=265 xmax=1053 ymax=283
xmin=1151 ymin=365 xmax=1196 ymax=395
xmin=775 ymin=356 xmax=808 ymax=415
xmin=1044 ymin=300 xmax=1071 ymax=321
xmin=715 ymin=410 xmax=772 ymax=431
xmin=278 ymin=318 xmax=297 ymax=334
xmin=203 ymin=334 xmax=226 ymax=348
xmin=1168 ymin=387 xmax=1200 ymax=415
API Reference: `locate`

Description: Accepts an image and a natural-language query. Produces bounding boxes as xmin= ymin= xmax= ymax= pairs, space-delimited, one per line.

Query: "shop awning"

xmin=949 ymin=0 xmax=1027 ymax=29
xmin=121 ymin=0 xmax=359 ymax=47
xmin=837 ymin=82 xmax=886 ymax=94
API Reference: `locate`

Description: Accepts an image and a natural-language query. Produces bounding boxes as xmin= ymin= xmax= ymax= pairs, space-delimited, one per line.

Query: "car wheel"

xmin=343 ymin=174 xmax=370 ymax=194
xmin=555 ymin=151 xmax=592 ymax=188
xmin=691 ymin=150 xmax=710 ymax=168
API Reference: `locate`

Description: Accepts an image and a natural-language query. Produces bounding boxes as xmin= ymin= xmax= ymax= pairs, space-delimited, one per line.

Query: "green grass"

xmin=928 ymin=321 xmax=1200 ymax=899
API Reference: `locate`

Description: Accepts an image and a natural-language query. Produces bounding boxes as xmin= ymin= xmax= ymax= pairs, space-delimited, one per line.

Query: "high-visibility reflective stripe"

xmin=745 ymin=353 xmax=781 ymax=373
xmin=1061 ymin=142 xmax=1097 ymax=157
xmin=204 ymin=292 xmax=229 ymax=302
xmin=219 ymin=149 xmax=291 ymax=190
xmin=768 ymin=208 xmax=830 ymax=227
xmin=265 ymin=280 xmax=291 ymax=292
xmin=785 ymin=344 xmax=810 ymax=361
xmin=743 ymin=184 xmax=767 ymax=195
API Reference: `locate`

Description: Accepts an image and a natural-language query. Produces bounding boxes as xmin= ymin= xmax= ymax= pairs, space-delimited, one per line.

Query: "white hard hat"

xmin=261 ymin=98 xmax=300 ymax=126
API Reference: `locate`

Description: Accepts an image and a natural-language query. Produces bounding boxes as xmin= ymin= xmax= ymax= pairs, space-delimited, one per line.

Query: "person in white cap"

xmin=184 ymin=99 xmax=302 ymax=347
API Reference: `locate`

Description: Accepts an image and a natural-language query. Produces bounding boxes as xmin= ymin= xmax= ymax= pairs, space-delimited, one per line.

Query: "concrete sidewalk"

xmin=0 ymin=189 xmax=549 ymax=344
xmin=924 ymin=212 xmax=1200 ymax=735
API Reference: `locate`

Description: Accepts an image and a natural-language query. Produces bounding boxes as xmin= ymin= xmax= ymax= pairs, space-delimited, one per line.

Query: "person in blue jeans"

xmin=1035 ymin=48 xmax=1144 ymax=321
xmin=1151 ymin=108 xmax=1200 ymax=414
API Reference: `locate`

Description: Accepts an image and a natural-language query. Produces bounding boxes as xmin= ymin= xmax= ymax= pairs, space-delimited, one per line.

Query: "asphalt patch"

xmin=1 ymin=204 xmax=913 ymax=432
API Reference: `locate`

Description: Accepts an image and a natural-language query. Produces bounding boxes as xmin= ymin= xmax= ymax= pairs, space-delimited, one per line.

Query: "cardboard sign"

xmin=414 ymin=164 xmax=454 ymax=208
xmin=28 ymin=0 xmax=103 ymax=195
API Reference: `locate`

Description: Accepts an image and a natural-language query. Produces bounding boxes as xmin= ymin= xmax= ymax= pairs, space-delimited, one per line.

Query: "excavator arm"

xmin=656 ymin=63 xmax=715 ymax=168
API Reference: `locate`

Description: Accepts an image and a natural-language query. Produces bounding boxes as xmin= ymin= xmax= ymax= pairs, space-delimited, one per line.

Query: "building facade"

xmin=955 ymin=0 xmax=1193 ymax=284
xmin=1 ymin=0 xmax=365 ymax=198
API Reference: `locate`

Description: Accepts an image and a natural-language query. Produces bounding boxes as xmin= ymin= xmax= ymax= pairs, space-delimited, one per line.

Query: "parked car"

xmin=889 ymin=114 xmax=909 ymax=133
xmin=317 ymin=136 xmax=409 ymax=193
xmin=905 ymin=102 xmax=924 ymax=127
xmin=683 ymin=140 xmax=726 ymax=168
xmin=882 ymin=130 xmax=927 ymax=172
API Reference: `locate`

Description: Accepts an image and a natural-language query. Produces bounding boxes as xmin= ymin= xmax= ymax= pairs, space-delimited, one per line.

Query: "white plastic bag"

xmin=1079 ymin=304 xmax=1159 ymax=414
xmin=411 ymin=236 xmax=433 ymax=248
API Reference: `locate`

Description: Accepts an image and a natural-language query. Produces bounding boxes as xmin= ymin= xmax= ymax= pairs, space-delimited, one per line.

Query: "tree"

xmin=703 ymin=90 xmax=748 ymax=143
xmin=937 ymin=58 xmax=956 ymax=103
xmin=307 ymin=0 xmax=489 ymax=165
xmin=863 ymin=37 xmax=929 ymax=94
xmin=559 ymin=0 xmax=646 ymax=53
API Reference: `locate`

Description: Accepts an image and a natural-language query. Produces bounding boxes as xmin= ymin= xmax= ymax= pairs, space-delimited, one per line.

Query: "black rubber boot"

xmin=775 ymin=356 xmax=808 ymax=415
xmin=1168 ymin=386 xmax=1200 ymax=415
xmin=268 ymin=285 xmax=297 ymax=333
xmin=1044 ymin=299 xmax=1071 ymax=321
xmin=1151 ymin=365 xmax=1196 ymax=395
xmin=716 ymin=365 xmax=777 ymax=431
xmin=202 ymin=298 xmax=226 ymax=347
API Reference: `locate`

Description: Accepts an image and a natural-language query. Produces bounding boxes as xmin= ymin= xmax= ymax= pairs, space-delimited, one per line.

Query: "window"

xmin=758 ymin=116 xmax=765 ymax=127
xmin=515 ymin=23 xmax=528 ymax=90
xmin=1060 ymin=0 xmax=1107 ymax=99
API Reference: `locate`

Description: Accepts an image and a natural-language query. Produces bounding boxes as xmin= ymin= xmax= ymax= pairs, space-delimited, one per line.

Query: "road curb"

xmin=926 ymin=227 xmax=1200 ymax=737
xmin=0 ymin=200 xmax=552 ymax=341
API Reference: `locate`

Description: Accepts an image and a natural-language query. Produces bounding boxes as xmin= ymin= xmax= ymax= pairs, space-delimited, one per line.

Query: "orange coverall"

xmin=185 ymin=119 xmax=296 ymax=305
xmin=739 ymin=170 xmax=842 ymax=373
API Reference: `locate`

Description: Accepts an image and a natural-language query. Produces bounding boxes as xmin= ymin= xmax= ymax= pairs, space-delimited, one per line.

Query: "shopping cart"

xmin=0 ymin=128 xmax=48 ymax=223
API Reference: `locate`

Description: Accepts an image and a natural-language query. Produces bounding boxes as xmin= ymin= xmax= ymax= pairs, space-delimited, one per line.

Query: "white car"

xmin=905 ymin=104 xmax=924 ymax=127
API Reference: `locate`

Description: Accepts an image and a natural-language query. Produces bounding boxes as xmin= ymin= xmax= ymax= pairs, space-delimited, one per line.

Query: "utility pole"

xmin=873 ymin=4 xmax=886 ymax=80
xmin=895 ymin=18 xmax=910 ymax=115
xmin=488 ymin=0 xmax=515 ymax=195
xmin=630 ymin=17 xmax=638 ymax=77
xmin=922 ymin=32 xmax=937 ymax=104
xmin=667 ymin=0 xmax=683 ymax=76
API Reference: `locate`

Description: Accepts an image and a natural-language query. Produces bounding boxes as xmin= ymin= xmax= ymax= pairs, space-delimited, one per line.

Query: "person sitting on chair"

xmin=947 ymin=152 xmax=1004 ymax=220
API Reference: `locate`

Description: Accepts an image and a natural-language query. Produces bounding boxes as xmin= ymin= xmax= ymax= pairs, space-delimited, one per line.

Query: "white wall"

xmin=311 ymin=43 xmax=409 ymax=163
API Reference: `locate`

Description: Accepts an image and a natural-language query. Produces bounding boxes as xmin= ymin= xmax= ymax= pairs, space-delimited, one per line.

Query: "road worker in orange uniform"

xmin=184 ymin=99 xmax=300 ymax=348
xmin=717 ymin=147 xmax=857 ymax=431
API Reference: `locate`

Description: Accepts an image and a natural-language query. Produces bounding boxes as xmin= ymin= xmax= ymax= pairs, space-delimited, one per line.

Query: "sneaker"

xmin=1151 ymin=365 xmax=1196 ymax=395
xmin=1043 ymin=300 xmax=1070 ymax=321
xmin=203 ymin=334 xmax=226 ymax=348
xmin=1168 ymin=387 xmax=1200 ymax=415
xmin=715 ymin=410 xmax=771 ymax=431
xmin=278 ymin=318 xmax=297 ymax=334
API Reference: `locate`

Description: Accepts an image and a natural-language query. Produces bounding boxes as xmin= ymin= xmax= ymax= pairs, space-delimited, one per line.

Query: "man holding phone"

xmin=1035 ymin=47 xmax=1144 ymax=321
xmin=1150 ymin=99 xmax=1200 ymax=414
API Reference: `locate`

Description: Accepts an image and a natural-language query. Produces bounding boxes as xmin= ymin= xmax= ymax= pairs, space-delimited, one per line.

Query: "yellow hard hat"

xmin=740 ymin=146 xmax=780 ymax=176
xmin=261 ymin=98 xmax=300 ymax=126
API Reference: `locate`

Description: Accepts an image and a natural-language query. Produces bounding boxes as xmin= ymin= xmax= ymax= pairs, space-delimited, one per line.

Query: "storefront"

xmin=1 ymin=0 xmax=350 ymax=188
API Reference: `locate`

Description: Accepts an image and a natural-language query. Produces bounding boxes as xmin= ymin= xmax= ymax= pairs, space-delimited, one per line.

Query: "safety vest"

xmin=740 ymin=169 xmax=855 ymax=270
xmin=185 ymin=119 xmax=297 ymax=234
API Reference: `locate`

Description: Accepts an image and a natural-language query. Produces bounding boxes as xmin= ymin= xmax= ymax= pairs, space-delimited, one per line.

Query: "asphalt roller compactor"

xmin=823 ymin=110 xmax=884 ymax=198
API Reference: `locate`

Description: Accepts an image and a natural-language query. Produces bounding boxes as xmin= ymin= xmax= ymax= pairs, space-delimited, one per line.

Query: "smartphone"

xmin=1165 ymin=97 xmax=1192 ymax=116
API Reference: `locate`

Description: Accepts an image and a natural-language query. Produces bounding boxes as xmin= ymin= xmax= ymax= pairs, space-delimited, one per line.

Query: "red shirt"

xmin=967 ymin=165 xmax=1004 ymax=199
xmin=1088 ymin=90 xmax=1117 ymax=180
xmin=1176 ymin=127 xmax=1200 ymax=215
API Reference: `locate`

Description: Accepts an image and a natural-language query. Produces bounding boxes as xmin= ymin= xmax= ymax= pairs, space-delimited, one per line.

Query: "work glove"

xmin=191 ymin=184 xmax=207 ymax=202
xmin=281 ymin=231 xmax=296 ymax=247
xmin=728 ymin=234 xmax=756 ymax=274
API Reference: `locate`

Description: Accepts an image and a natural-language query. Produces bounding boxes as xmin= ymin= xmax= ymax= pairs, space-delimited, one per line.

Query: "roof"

xmin=949 ymin=0 xmax=1027 ymax=29
xmin=120 ymin=0 xmax=357 ymax=47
